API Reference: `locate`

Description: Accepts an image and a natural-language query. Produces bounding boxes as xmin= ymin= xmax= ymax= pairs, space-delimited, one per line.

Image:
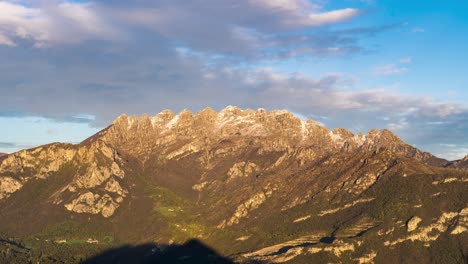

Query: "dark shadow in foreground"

xmin=82 ymin=239 xmax=234 ymax=264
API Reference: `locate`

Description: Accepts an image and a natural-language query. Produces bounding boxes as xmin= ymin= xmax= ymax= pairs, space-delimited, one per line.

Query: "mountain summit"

xmin=0 ymin=106 xmax=467 ymax=263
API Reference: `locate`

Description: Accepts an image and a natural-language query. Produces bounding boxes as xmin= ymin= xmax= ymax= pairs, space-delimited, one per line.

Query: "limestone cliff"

xmin=0 ymin=140 xmax=127 ymax=217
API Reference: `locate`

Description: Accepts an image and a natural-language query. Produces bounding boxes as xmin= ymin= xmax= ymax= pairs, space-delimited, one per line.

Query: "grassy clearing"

xmin=25 ymin=221 xmax=114 ymax=249
xmin=145 ymin=185 xmax=214 ymax=243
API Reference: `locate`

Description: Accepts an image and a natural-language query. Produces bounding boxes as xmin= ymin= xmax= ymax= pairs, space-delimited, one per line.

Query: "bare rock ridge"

xmin=105 ymin=106 xmax=443 ymax=164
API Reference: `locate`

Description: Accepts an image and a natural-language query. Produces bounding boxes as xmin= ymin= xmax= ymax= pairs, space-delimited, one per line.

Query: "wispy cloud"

xmin=0 ymin=142 xmax=15 ymax=148
xmin=373 ymin=57 xmax=412 ymax=76
xmin=412 ymin=27 xmax=426 ymax=33
xmin=373 ymin=64 xmax=409 ymax=76
xmin=0 ymin=142 xmax=35 ymax=151
xmin=399 ymin=57 xmax=412 ymax=64
xmin=0 ymin=111 xmax=96 ymax=125
xmin=435 ymin=144 xmax=468 ymax=161
xmin=304 ymin=8 xmax=360 ymax=26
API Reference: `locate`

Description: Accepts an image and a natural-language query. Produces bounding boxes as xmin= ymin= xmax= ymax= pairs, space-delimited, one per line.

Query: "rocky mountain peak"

xmin=110 ymin=106 xmax=304 ymax=137
xmin=112 ymin=107 xmax=328 ymax=140
xmin=100 ymin=107 xmax=445 ymax=168
xmin=0 ymin=107 xmax=448 ymax=220
xmin=219 ymin=105 xmax=242 ymax=115
xmin=0 ymin=106 xmax=466 ymax=263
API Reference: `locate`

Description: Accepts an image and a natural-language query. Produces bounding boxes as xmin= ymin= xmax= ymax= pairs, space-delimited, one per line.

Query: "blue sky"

xmin=0 ymin=0 xmax=467 ymax=160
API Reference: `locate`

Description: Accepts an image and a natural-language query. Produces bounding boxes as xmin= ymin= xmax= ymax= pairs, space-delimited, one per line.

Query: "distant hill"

xmin=0 ymin=106 xmax=466 ymax=263
xmin=447 ymin=155 xmax=468 ymax=169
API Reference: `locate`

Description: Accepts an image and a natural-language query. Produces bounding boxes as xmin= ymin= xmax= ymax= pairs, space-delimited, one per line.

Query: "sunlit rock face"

xmin=407 ymin=216 xmax=422 ymax=232
xmin=0 ymin=177 xmax=22 ymax=200
xmin=0 ymin=144 xmax=76 ymax=179
xmin=0 ymin=140 xmax=127 ymax=217
xmin=64 ymin=192 xmax=120 ymax=218
xmin=0 ymin=106 xmax=466 ymax=263
xmin=105 ymin=106 xmax=442 ymax=166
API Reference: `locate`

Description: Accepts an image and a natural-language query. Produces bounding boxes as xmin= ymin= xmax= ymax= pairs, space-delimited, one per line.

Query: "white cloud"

xmin=0 ymin=34 xmax=15 ymax=46
xmin=412 ymin=27 xmax=425 ymax=33
xmin=250 ymin=0 xmax=312 ymax=12
xmin=249 ymin=0 xmax=360 ymax=27
xmin=373 ymin=64 xmax=408 ymax=76
xmin=399 ymin=57 xmax=412 ymax=64
xmin=387 ymin=118 xmax=409 ymax=131
xmin=434 ymin=145 xmax=468 ymax=161
xmin=373 ymin=57 xmax=413 ymax=76
xmin=0 ymin=1 xmax=120 ymax=47
xmin=304 ymin=8 xmax=360 ymax=26
xmin=0 ymin=0 xmax=362 ymax=58
xmin=234 ymin=68 xmax=466 ymax=118
xmin=0 ymin=1 xmax=46 ymax=46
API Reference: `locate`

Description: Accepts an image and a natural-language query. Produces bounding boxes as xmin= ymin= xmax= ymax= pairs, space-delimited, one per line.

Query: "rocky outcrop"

xmin=355 ymin=251 xmax=377 ymax=264
xmin=385 ymin=209 xmax=468 ymax=247
xmin=451 ymin=208 xmax=468 ymax=235
xmin=0 ymin=144 xmax=76 ymax=200
xmin=64 ymin=192 xmax=120 ymax=218
xmin=61 ymin=141 xmax=127 ymax=217
xmin=104 ymin=178 xmax=127 ymax=197
xmin=406 ymin=216 xmax=422 ymax=232
xmin=318 ymin=198 xmax=375 ymax=216
xmin=0 ymin=144 xmax=76 ymax=178
xmin=293 ymin=215 xmax=311 ymax=223
xmin=241 ymin=234 xmax=325 ymax=261
xmin=335 ymin=217 xmax=380 ymax=238
xmin=240 ymin=235 xmax=356 ymax=263
xmin=349 ymin=173 xmax=379 ymax=195
xmin=219 ymin=185 xmax=275 ymax=228
xmin=0 ymin=177 xmax=22 ymax=199
xmin=0 ymin=138 xmax=127 ymax=218
xmin=227 ymin=162 xmax=259 ymax=181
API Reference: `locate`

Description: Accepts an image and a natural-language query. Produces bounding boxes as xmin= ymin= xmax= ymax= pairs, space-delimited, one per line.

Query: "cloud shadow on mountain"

xmin=81 ymin=239 xmax=235 ymax=264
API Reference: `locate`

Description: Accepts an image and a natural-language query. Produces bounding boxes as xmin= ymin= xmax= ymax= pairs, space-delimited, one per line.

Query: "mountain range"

xmin=0 ymin=106 xmax=467 ymax=263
